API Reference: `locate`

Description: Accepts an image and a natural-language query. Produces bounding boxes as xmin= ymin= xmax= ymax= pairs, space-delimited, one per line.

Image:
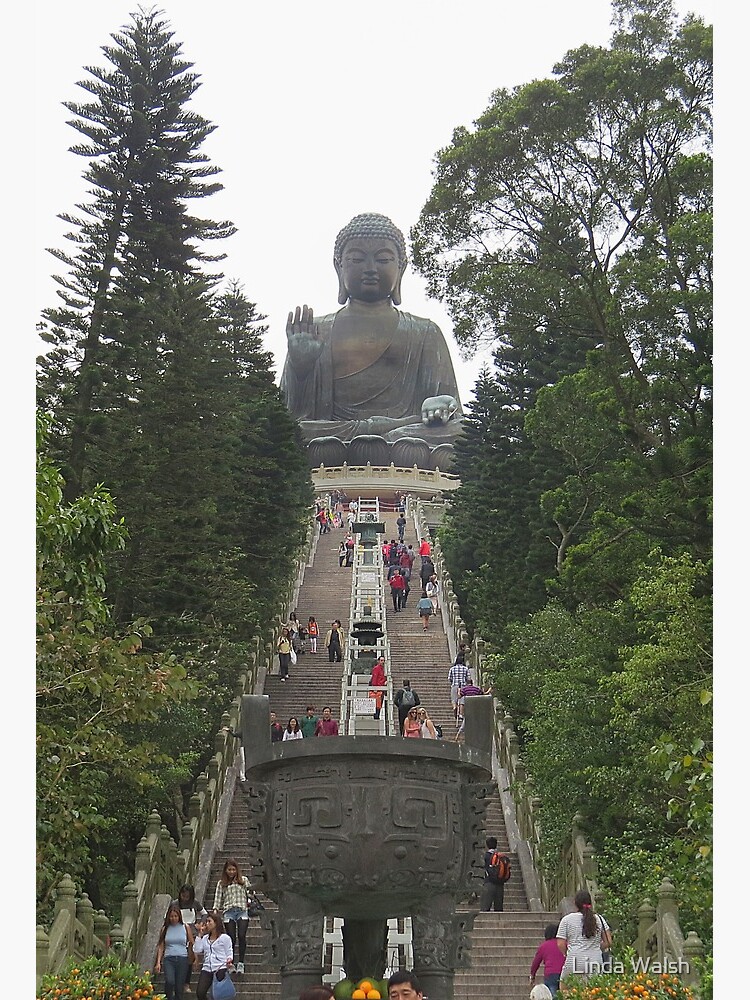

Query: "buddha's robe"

xmin=280 ymin=310 xmax=463 ymax=443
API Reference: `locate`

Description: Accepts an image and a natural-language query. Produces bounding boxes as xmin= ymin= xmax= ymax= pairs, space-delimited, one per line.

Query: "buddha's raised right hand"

xmin=286 ymin=304 xmax=324 ymax=368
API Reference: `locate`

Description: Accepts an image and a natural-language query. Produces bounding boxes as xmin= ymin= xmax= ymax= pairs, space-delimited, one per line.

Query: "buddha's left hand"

xmin=421 ymin=395 xmax=458 ymax=425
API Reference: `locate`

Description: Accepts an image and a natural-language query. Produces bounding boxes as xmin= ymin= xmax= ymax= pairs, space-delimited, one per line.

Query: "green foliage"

xmin=36 ymin=419 xmax=200 ymax=915
xmin=37 ymin=955 xmax=164 ymax=1000
xmin=428 ymin=2 xmax=712 ymax=954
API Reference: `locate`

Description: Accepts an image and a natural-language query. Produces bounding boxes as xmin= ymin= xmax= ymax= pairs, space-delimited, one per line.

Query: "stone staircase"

xmin=201 ymin=503 xmax=558 ymax=1000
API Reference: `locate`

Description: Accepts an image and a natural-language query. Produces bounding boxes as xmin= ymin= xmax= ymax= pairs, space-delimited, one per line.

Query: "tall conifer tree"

xmin=38 ymin=9 xmax=235 ymax=497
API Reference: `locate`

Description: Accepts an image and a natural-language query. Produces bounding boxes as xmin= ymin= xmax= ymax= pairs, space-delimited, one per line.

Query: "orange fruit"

xmin=352 ymin=991 xmax=367 ymax=1000
xmin=358 ymin=983 xmax=373 ymax=994
xmin=366 ymin=991 xmax=381 ymax=999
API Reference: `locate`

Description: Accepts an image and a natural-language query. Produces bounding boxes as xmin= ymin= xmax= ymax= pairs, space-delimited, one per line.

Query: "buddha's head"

xmin=333 ymin=213 xmax=408 ymax=306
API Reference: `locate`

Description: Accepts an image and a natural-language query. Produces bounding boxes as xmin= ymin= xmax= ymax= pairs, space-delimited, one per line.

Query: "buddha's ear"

xmin=391 ymin=261 xmax=407 ymax=307
xmin=335 ymin=260 xmax=349 ymax=305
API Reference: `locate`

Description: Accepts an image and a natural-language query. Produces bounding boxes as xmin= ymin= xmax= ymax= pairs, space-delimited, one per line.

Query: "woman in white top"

xmin=426 ymin=575 xmax=440 ymax=615
xmin=283 ymin=716 xmax=304 ymax=740
xmin=417 ymin=708 xmax=438 ymax=739
xmin=556 ymin=889 xmax=611 ymax=983
xmin=192 ymin=911 xmax=234 ymax=1000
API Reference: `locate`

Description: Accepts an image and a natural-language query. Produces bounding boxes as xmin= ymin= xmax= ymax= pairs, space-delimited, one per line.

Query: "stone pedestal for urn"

xmin=240 ymin=694 xmax=495 ymax=1000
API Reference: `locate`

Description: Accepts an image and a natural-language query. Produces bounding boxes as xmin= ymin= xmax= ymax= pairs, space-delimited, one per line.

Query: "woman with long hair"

xmin=403 ymin=706 xmax=422 ymax=738
xmin=192 ymin=910 xmax=234 ymax=1000
xmin=417 ymin=707 xmax=437 ymax=739
xmin=213 ymin=859 xmax=250 ymax=974
xmin=556 ymin=888 xmax=611 ymax=986
xmin=154 ymin=903 xmax=194 ymax=1000
xmin=170 ymin=884 xmax=207 ymax=994
xmin=283 ymin=716 xmax=304 ymax=740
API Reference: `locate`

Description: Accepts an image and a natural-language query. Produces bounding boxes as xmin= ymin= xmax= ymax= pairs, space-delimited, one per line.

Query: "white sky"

xmin=31 ymin=0 xmax=714 ymax=407
xmin=12 ymin=0 xmax=743 ymax=980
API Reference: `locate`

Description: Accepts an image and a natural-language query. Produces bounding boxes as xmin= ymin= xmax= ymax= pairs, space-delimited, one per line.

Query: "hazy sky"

xmin=33 ymin=0 xmax=716 ymax=407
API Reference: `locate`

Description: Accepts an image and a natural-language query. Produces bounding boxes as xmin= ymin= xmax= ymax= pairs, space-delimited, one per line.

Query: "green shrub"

xmin=38 ymin=955 xmax=165 ymax=1000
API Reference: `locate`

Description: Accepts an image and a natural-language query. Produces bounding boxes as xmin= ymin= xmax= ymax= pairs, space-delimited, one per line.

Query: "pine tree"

xmin=37 ymin=8 xmax=235 ymax=497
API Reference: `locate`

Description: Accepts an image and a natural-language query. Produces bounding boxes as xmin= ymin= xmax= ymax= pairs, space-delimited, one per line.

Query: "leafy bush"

xmin=561 ymin=969 xmax=695 ymax=999
xmin=38 ymin=955 xmax=165 ymax=1000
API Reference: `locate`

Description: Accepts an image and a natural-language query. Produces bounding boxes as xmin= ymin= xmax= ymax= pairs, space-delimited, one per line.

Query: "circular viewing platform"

xmin=311 ymin=462 xmax=460 ymax=500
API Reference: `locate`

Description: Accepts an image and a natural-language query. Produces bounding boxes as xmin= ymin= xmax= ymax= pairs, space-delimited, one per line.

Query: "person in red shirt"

xmin=389 ymin=569 xmax=407 ymax=611
xmin=418 ymin=537 xmax=431 ymax=558
xmin=530 ymin=923 xmax=565 ymax=996
xmin=369 ymin=656 xmax=387 ymax=720
xmin=314 ymin=706 xmax=339 ymax=736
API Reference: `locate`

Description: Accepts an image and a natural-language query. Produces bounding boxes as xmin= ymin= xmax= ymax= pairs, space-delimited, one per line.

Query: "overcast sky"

xmin=32 ymin=0 xmax=717 ymax=407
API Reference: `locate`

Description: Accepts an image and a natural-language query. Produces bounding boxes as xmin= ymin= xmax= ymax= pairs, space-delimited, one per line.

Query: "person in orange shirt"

xmin=418 ymin=537 xmax=431 ymax=558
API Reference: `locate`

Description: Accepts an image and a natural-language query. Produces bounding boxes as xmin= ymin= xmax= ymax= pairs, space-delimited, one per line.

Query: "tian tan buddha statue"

xmin=280 ymin=212 xmax=463 ymax=469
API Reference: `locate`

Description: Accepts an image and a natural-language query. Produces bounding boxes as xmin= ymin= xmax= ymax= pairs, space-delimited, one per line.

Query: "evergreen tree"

xmin=37 ymin=8 xmax=235 ymax=497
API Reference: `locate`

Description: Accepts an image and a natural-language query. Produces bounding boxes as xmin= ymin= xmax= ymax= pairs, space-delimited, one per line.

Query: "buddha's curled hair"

xmin=333 ymin=213 xmax=407 ymax=266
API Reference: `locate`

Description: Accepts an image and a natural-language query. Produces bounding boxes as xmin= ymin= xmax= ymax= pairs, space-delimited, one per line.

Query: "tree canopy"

xmin=413 ymin=0 xmax=712 ymax=950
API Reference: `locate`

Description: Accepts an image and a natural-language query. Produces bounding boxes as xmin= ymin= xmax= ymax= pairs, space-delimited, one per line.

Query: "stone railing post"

xmin=637 ymin=900 xmax=656 ymax=956
xmin=110 ymin=924 xmax=125 ymax=954
xmin=682 ymin=931 xmax=704 ymax=997
xmin=76 ymin=893 xmax=95 ymax=953
xmin=36 ymin=925 xmax=50 ymax=988
xmin=656 ymin=877 xmax=679 ymax=943
xmin=93 ymin=911 xmax=111 ymax=952
xmin=53 ymin=873 xmax=77 ymax=923
xmin=120 ymin=880 xmax=138 ymax=959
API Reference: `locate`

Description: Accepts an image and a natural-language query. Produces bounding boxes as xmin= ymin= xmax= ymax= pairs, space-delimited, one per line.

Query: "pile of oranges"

xmin=333 ymin=977 xmax=386 ymax=999
xmin=352 ymin=982 xmax=381 ymax=1000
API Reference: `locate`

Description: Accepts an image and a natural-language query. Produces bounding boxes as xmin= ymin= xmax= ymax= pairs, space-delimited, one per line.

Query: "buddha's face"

xmin=338 ymin=237 xmax=403 ymax=303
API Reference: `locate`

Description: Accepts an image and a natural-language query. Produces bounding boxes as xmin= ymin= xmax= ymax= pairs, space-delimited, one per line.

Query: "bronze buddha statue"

xmin=280 ymin=213 xmax=463 ymax=468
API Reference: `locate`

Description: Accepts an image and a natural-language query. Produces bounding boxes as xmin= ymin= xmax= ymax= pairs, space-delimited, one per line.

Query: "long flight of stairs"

xmin=202 ymin=503 xmax=558 ymax=1000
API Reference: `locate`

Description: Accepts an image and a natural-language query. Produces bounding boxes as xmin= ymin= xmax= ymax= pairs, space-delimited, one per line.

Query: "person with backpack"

xmin=480 ymin=836 xmax=511 ymax=911
xmin=394 ymin=679 xmax=420 ymax=734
